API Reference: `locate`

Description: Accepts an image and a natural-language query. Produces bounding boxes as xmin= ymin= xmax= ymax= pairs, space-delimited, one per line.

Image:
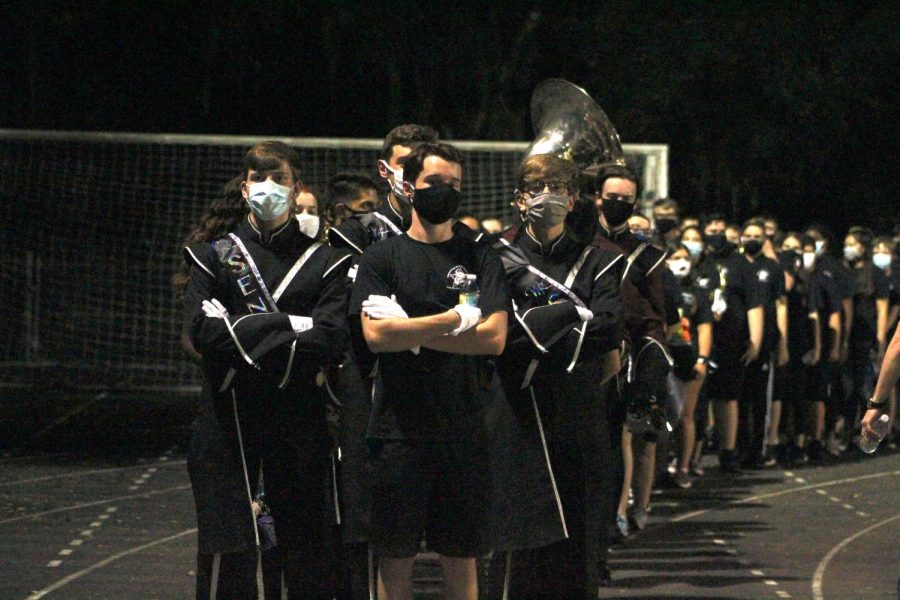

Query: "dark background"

xmin=2 ymin=1 xmax=898 ymax=235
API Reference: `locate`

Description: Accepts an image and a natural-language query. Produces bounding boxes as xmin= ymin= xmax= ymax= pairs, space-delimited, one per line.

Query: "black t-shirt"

xmin=676 ymin=276 xmax=713 ymax=350
xmin=847 ymin=262 xmax=890 ymax=348
xmin=810 ymin=265 xmax=842 ymax=351
xmin=349 ymin=233 xmax=510 ymax=441
xmin=661 ymin=267 xmax=682 ymax=328
xmin=696 ymin=245 xmax=763 ymax=352
xmin=746 ymin=255 xmax=786 ymax=354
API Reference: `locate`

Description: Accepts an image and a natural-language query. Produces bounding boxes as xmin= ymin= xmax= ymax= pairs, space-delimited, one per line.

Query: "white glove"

xmin=289 ymin=315 xmax=313 ymax=334
xmin=711 ymin=289 xmax=727 ymax=315
xmin=202 ymin=298 xmax=229 ymax=319
xmin=450 ymin=304 xmax=482 ymax=336
xmin=576 ymin=305 xmax=594 ymax=322
xmin=362 ymin=294 xmax=409 ymax=320
xmin=361 ymin=295 xmax=419 ymax=354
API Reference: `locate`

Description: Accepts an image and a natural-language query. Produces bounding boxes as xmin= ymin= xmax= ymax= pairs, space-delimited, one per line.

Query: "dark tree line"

xmin=2 ymin=1 xmax=897 ymax=234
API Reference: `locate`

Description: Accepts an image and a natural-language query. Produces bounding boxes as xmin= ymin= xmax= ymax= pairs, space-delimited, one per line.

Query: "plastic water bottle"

xmin=857 ymin=414 xmax=890 ymax=454
xmin=459 ymin=274 xmax=479 ymax=306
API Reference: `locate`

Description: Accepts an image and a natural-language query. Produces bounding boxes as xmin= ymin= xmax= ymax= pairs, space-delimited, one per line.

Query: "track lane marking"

xmin=811 ymin=512 xmax=900 ymax=600
xmin=0 ymin=485 xmax=191 ymax=525
xmin=0 ymin=460 xmax=186 ymax=487
xmin=24 ymin=528 xmax=197 ymax=600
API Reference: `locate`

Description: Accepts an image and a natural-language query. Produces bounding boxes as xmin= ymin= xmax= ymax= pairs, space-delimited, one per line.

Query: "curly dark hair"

xmin=171 ymin=174 xmax=246 ymax=296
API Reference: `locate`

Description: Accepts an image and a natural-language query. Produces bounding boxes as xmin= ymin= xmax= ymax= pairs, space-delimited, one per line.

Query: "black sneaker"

xmin=808 ymin=439 xmax=824 ymax=463
xmin=719 ymin=449 xmax=741 ymax=474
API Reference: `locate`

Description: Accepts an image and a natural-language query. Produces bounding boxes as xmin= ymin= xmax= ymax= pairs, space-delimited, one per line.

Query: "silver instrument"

xmin=524 ymin=78 xmax=625 ymax=176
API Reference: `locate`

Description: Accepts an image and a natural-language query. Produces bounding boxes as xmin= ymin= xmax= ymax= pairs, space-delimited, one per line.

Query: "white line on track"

xmin=24 ymin=528 xmax=197 ymax=600
xmin=0 ymin=460 xmax=185 ymax=487
xmin=0 ymin=485 xmax=191 ymax=525
xmin=811 ymin=512 xmax=900 ymax=600
xmin=663 ymin=468 xmax=900 ymax=525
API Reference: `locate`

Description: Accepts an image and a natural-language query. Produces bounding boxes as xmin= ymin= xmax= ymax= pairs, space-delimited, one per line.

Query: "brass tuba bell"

xmin=524 ymin=78 xmax=625 ymax=177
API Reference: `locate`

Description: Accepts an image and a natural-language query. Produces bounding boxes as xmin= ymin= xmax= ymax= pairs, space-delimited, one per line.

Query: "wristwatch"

xmin=866 ymin=397 xmax=887 ymax=410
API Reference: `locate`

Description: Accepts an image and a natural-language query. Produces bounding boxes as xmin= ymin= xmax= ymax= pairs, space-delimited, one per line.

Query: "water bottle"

xmin=857 ymin=414 xmax=890 ymax=454
xmin=459 ymin=274 xmax=479 ymax=306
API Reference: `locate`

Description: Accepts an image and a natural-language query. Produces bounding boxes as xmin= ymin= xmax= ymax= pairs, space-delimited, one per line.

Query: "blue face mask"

xmin=873 ymin=253 xmax=891 ymax=271
xmin=683 ymin=240 xmax=704 ymax=257
xmin=247 ymin=180 xmax=291 ymax=221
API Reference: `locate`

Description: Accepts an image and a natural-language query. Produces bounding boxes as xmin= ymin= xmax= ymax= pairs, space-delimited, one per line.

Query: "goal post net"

xmin=0 ymin=129 xmax=667 ymax=393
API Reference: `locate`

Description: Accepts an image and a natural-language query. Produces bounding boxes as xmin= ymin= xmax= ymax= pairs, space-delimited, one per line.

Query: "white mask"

xmin=802 ymin=251 xmax=816 ymax=270
xmin=683 ymin=240 xmax=704 ymax=258
xmin=814 ymin=240 xmax=825 ymax=256
xmin=379 ymin=160 xmax=407 ymax=201
xmin=667 ymin=258 xmax=691 ymax=278
xmin=296 ymin=212 xmax=320 ymax=238
xmin=873 ymin=253 xmax=891 ymax=271
xmin=843 ymin=245 xmax=861 ymax=262
xmin=247 ymin=180 xmax=291 ymax=221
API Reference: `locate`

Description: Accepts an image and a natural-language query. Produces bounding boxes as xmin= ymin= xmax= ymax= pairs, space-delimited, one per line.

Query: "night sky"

xmin=3 ymin=1 xmax=898 ymax=235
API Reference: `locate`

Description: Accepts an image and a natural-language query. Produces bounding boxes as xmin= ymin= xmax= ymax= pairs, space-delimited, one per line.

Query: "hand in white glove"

xmin=362 ymin=294 xmax=409 ymax=320
xmin=711 ymin=289 xmax=727 ymax=315
xmin=575 ymin=305 xmax=594 ymax=322
xmin=289 ymin=315 xmax=313 ymax=334
xmin=450 ymin=304 xmax=482 ymax=336
xmin=202 ymin=298 xmax=229 ymax=319
xmin=361 ymin=295 xmax=419 ymax=354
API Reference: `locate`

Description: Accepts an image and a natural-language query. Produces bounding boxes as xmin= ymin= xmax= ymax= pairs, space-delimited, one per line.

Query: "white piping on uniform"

xmin=645 ymin=249 xmax=667 ymax=276
xmin=322 ymin=253 xmax=352 ymax=280
xmin=521 ymin=359 xmax=540 ymax=390
xmin=502 ymin=551 xmax=512 ymax=600
xmin=323 ymin=374 xmax=342 ymax=407
xmin=209 ymin=553 xmax=220 ymax=600
xmin=186 ymin=247 xmax=215 ymax=278
xmin=637 ymin=335 xmax=674 ymax=366
xmin=331 ymin=453 xmax=342 ymax=525
xmin=273 ymin=242 xmax=323 ymax=302
xmin=232 ymin=391 xmax=260 ymax=547
xmin=594 ymin=253 xmax=624 ymax=281
xmin=218 ymin=368 xmax=236 ymax=393
xmin=277 ymin=339 xmax=297 ymax=389
xmin=566 ymin=323 xmax=587 ymax=373
xmin=329 ymin=228 xmax=364 ymax=255
xmin=530 ymin=387 xmax=568 ymax=538
xmin=221 ymin=314 xmax=256 ymax=366
xmin=564 ymin=246 xmax=593 ymax=289
xmin=513 ymin=300 xmax=549 ymax=354
xmin=368 ymin=544 xmax=376 ymax=600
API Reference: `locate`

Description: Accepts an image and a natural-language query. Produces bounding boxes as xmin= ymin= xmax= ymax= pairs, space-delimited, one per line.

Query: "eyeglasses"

xmin=520 ymin=180 xmax=568 ymax=196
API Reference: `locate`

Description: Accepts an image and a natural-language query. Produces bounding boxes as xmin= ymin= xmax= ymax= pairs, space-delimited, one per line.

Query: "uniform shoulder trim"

xmin=183 ymin=243 xmax=216 ymax=279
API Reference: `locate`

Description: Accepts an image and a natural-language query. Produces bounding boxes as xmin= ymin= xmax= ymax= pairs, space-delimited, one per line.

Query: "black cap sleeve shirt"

xmin=349 ymin=233 xmax=510 ymax=441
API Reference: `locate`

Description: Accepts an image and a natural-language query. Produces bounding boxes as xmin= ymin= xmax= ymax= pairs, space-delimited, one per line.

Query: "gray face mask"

xmin=525 ymin=192 xmax=569 ymax=227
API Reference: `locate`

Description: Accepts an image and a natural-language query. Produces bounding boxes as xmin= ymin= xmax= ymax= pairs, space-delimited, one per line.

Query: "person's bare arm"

xmin=809 ymin=311 xmax=822 ymax=365
xmin=828 ymin=311 xmax=842 ymax=362
xmin=421 ymin=311 xmax=508 ymax=356
xmin=862 ymin=325 xmax=900 ymax=436
xmin=743 ymin=306 xmax=764 ymax=364
xmin=776 ymin=296 xmax=789 ymax=366
xmin=876 ymin=298 xmax=889 ymax=361
xmin=361 ymin=310 xmax=460 ymax=353
xmin=695 ymin=322 xmax=712 ymax=376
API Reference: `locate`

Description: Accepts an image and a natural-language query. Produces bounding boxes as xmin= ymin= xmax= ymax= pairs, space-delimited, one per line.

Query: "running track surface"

xmin=1 ymin=393 xmax=898 ymax=599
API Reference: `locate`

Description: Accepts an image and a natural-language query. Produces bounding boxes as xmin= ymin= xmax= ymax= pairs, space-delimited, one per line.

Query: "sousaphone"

xmin=524 ymin=78 xmax=625 ymax=177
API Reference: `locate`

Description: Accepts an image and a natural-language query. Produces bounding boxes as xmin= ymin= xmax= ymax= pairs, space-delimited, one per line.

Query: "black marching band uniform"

xmin=183 ymin=216 xmax=352 ymax=598
xmin=492 ymin=225 xmax=624 ymax=598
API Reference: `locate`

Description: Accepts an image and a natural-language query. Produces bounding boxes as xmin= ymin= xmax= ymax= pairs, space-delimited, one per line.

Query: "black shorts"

xmin=705 ymin=359 xmax=746 ymax=401
xmin=367 ymin=438 xmax=491 ymax=558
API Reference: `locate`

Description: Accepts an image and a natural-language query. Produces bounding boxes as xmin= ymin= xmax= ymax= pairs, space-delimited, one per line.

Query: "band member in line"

xmin=182 ymin=141 xmax=352 ymax=599
xmin=350 ymin=142 xmax=508 ymax=600
xmin=325 ymin=126 xmax=437 ymax=599
xmin=591 ymin=164 xmax=672 ymax=532
xmin=492 ymin=154 xmax=623 ymax=598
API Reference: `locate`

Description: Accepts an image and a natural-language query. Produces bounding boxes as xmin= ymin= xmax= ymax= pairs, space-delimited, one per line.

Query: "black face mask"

xmin=601 ymin=198 xmax=634 ymax=227
xmin=706 ymin=233 xmax=727 ymax=253
xmin=743 ymin=240 xmax=763 ymax=256
xmin=655 ymin=217 xmax=678 ymax=235
xmin=412 ymin=183 xmax=462 ymax=224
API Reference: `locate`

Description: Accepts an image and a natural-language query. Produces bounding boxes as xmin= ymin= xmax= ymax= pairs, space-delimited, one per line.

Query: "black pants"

xmin=738 ymin=354 xmax=774 ymax=463
xmin=196 ymin=549 xmax=258 ymax=600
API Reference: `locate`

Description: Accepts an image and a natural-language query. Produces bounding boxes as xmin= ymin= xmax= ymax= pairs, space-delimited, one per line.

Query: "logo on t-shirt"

xmin=758 ymin=269 xmax=770 ymax=283
xmin=447 ymin=265 xmax=470 ymax=289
